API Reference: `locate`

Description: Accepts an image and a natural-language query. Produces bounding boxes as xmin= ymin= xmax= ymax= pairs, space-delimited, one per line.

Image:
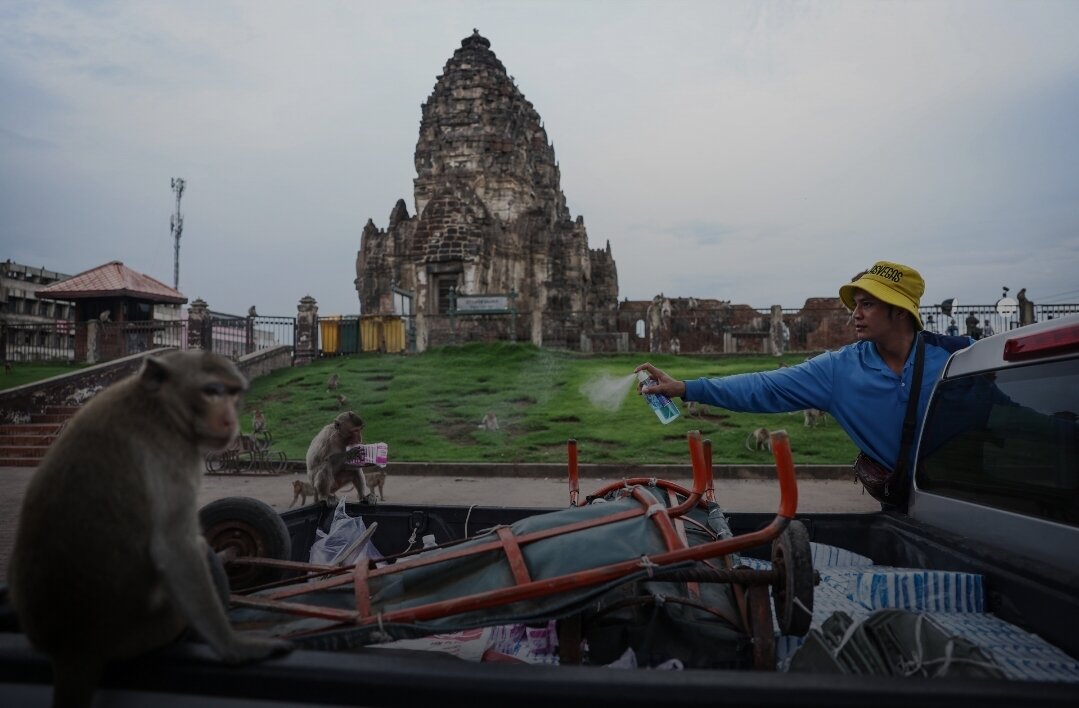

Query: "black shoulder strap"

xmin=893 ymin=332 xmax=925 ymax=478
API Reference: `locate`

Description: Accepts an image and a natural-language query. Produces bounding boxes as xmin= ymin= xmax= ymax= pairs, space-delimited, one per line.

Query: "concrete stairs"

xmin=0 ymin=405 xmax=79 ymax=467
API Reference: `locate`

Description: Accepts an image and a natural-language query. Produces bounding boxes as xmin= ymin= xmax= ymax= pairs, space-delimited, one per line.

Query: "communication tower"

xmin=170 ymin=178 xmax=186 ymax=290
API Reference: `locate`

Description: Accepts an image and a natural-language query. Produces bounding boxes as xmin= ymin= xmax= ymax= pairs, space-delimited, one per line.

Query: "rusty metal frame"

xmin=227 ymin=430 xmax=799 ymax=637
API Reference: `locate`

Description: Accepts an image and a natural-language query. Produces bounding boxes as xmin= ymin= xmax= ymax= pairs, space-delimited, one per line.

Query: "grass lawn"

xmin=245 ymin=342 xmax=857 ymax=466
xmin=1 ymin=361 xmax=88 ymax=390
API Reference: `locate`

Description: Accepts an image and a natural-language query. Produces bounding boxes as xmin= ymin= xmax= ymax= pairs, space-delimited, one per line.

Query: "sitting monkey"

xmin=8 ymin=350 xmax=291 ymax=707
xmin=478 ymin=411 xmax=499 ymax=431
xmin=306 ymin=410 xmax=366 ymax=504
xmin=251 ymin=408 xmax=267 ymax=434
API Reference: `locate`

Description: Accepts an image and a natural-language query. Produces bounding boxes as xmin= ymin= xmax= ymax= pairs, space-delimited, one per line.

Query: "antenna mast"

xmin=170 ymin=177 xmax=186 ymax=290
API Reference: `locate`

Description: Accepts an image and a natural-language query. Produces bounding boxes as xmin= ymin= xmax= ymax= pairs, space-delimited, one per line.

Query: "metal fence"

xmin=0 ymin=316 xmax=299 ymax=364
xmin=0 ymin=320 xmax=76 ymax=362
xmin=761 ymin=303 xmax=1079 ymax=338
xmin=207 ymin=316 xmax=296 ymax=359
xmin=917 ymin=303 xmax=1079 ymax=337
xmin=108 ymin=320 xmax=187 ymax=357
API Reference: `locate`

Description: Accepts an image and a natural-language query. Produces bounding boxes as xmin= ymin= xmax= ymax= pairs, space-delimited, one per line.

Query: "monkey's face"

xmin=337 ymin=423 xmax=363 ymax=446
xmin=143 ymin=352 xmax=248 ymax=451
xmin=333 ymin=411 xmax=365 ymax=445
xmin=193 ymin=375 xmax=246 ymax=450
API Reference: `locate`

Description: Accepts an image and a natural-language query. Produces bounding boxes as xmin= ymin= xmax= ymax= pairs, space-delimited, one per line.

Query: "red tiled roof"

xmin=36 ymin=261 xmax=187 ymax=304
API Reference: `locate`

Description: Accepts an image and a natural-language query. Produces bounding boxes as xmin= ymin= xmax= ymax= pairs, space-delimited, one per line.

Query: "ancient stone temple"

xmin=356 ymin=30 xmax=619 ymax=351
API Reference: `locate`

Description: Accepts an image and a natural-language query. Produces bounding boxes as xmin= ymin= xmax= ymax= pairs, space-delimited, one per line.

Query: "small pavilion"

xmin=37 ymin=261 xmax=187 ymax=362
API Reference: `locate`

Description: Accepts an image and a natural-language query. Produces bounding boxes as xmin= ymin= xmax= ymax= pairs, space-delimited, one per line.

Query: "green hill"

xmin=245 ymin=342 xmax=857 ymax=466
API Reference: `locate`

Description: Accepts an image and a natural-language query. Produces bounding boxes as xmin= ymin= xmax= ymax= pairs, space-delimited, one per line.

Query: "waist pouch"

xmin=853 ymin=452 xmax=904 ymax=504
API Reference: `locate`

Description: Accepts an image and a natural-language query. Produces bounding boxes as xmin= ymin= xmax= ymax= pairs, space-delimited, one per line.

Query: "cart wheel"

xmin=745 ymin=584 xmax=776 ymax=670
xmin=199 ymin=497 xmax=292 ymax=591
xmin=771 ymin=519 xmax=814 ymax=637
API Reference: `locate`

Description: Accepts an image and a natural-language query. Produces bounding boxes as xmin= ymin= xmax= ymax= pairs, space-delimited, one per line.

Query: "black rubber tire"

xmin=199 ymin=496 xmax=292 ymax=592
xmin=771 ymin=519 xmax=814 ymax=637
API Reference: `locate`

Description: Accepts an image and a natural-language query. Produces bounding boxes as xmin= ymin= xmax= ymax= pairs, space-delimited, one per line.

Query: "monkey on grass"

xmin=745 ymin=427 xmax=771 ymax=452
xmin=8 ymin=350 xmax=291 ymax=708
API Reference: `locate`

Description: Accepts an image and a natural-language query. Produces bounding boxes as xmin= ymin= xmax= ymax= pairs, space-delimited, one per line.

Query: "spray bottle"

xmin=636 ymin=371 xmax=680 ymax=424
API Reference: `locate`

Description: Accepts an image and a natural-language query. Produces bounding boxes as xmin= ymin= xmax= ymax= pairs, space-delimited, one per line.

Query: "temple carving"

xmin=356 ymin=30 xmax=619 ymax=351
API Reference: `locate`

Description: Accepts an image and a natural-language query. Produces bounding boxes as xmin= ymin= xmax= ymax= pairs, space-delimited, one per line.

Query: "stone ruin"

xmin=355 ymin=30 xmax=853 ymax=355
xmin=356 ymin=30 xmax=619 ymax=352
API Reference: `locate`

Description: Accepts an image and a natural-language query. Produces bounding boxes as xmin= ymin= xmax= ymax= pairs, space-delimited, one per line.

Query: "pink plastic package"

xmin=344 ymin=442 xmax=389 ymax=468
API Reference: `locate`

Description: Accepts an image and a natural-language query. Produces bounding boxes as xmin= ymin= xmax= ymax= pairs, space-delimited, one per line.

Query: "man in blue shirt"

xmin=636 ymin=261 xmax=973 ymax=497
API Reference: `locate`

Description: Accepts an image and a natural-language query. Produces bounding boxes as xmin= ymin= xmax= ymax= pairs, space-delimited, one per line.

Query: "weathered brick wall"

xmin=0 ymin=351 xmax=152 ymax=416
xmin=613 ymin=296 xmax=854 ymax=354
xmin=1 ymin=347 xmax=295 ymax=419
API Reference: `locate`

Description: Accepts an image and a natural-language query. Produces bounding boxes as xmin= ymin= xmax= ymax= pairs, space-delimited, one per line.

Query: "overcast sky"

xmin=2 ymin=0 xmax=1077 ymax=317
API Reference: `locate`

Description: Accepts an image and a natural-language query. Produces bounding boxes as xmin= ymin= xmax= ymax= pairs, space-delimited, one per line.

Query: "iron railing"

xmin=0 ymin=320 xmax=76 ymax=362
xmin=207 ymin=316 xmax=296 ymax=358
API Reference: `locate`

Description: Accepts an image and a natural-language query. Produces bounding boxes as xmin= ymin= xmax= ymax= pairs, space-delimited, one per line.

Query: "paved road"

xmin=0 ymin=466 xmax=878 ymax=582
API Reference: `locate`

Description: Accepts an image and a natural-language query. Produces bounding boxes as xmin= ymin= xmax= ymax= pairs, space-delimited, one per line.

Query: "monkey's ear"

xmin=140 ymin=355 xmax=173 ymax=392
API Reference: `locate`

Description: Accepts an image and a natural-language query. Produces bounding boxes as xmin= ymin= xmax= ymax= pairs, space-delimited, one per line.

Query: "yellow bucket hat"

xmin=839 ymin=261 xmax=925 ymax=330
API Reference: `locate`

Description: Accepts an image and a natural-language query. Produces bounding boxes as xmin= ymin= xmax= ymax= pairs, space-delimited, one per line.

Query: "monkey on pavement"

xmin=306 ymin=410 xmax=367 ymax=504
xmin=8 ymin=350 xmax=291 ymax=708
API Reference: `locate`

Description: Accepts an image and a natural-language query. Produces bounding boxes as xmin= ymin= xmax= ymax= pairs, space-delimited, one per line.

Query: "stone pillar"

xmin=1017 ymin=288 xmax=1035 ymax=327
xmin=769 ymin=305 xmax=786 ymax=356
xmin=85 ymin=320 xmax=101 ymax=364
xmin=295 ymin=295 xmax=319 ymax=365
xmin=245 ymin=307 xmax=256 ymax=355
xmin=187 ymin=298 xmax=210 ymax=351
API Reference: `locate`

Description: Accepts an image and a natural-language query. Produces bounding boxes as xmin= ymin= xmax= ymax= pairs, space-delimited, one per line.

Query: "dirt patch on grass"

xmin=434 ymin=418 xmax=479 ymax=443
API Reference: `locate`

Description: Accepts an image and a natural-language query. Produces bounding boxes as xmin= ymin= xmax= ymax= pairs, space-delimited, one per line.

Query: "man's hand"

xmin=634 ymin=363 xmax=687 ymax=399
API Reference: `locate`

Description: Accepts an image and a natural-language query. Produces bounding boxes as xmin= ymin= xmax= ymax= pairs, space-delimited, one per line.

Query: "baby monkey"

xmin=8 ymin=350 xmax=291 ymax=707
xmin=478 ymin=411 xmax=499 ymax=431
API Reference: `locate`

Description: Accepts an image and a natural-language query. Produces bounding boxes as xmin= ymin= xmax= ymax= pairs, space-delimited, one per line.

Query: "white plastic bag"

xmin=308 ymin=498 xmax=384 ymax=566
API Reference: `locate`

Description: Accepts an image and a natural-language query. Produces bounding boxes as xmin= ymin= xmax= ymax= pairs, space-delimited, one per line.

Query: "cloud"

xmin=1 ymin=0 xmax=1077 ymax=317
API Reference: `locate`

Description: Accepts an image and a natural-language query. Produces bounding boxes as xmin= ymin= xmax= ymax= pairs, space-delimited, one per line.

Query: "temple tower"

xmin=356 ymin=30 xmax=618 ymax=350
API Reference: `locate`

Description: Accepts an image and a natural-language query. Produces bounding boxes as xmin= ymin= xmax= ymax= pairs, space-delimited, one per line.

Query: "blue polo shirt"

xmin=682 ymin=332 xmax=973 ymax=470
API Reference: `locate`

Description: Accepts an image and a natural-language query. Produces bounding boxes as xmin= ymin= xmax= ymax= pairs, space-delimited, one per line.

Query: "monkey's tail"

xmin=744 ymin=433 xmax=753 ymax=452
